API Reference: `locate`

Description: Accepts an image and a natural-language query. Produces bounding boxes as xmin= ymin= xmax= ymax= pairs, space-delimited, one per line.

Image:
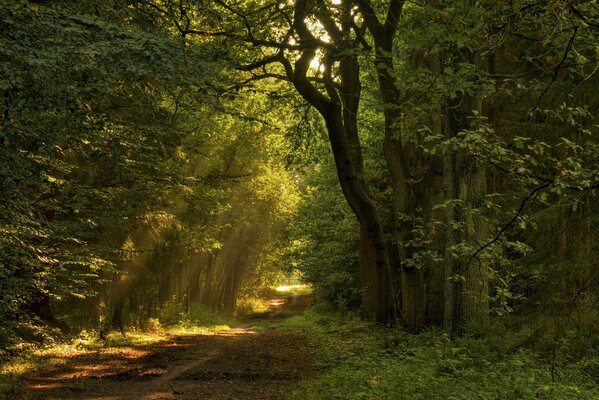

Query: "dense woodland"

xmin=1 ymin=0 xmax=599 ymax=398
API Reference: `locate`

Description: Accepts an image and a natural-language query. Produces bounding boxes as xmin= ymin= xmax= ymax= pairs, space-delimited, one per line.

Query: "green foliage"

xmin=0 ymin=0 xmax=210 ymax=342
xmin=1 ymin=4 xmax=598 ymax=394
xmin=285 ymin=309 xmax=599 ymax=400
xmin=0 ymin=0 xmax=301 ymax=347
xmin=282 ymin=150 xmax=361 ymax=310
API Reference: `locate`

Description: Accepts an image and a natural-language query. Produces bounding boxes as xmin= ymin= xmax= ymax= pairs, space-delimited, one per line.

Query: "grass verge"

xmin=282 ymin=306 xmax=599 ymax=400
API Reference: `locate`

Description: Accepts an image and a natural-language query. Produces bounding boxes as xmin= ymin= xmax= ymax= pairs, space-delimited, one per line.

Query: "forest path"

xmin=23 ymin=293 xmax=313 ymax=400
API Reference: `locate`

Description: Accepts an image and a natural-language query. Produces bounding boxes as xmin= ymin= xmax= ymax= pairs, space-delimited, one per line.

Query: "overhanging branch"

xmin=467 ymin=182 xmax=552 ymax=265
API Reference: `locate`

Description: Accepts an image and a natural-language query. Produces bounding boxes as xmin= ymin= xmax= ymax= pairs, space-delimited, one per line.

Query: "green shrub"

xmin=286 ymin=309 xmax=599 ymax=400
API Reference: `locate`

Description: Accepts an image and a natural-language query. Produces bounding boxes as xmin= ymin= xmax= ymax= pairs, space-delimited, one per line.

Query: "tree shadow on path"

xmin=23 ymin=294 xmax=314 ymax=400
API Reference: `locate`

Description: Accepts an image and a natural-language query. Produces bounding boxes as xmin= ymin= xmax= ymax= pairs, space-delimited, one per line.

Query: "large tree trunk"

xmin=326 ymin=109 xmax=392 ymax=322
xmin=287 ymin=3 xmax=393 ymax=321
xmin=352 ymin=0 xmax=429 ymax=330
xmin=443 ymin=97 xmax=490 ymax=335
xmin=375 ymin=32 xmax=426 ymax=332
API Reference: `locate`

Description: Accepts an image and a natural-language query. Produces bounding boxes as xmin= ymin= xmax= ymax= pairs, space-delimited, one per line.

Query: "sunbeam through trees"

xmin=1 ymin=1 xmax=598 ymax=399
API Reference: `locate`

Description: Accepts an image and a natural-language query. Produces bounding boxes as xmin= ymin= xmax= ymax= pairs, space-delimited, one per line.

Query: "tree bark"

xmin=444 ymin=96 xmax=490 ymax=335
xmin=200 ymin=253 xmax=216 ymax=307
xmin=357 ymin=0 xmax=425 ymax=331
xmin=282 ymin=0 xmax=393 ymax=321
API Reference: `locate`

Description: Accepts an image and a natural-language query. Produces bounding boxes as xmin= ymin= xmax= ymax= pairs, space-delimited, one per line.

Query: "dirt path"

xmin=23 ymin=294 xmax=313 ymax=400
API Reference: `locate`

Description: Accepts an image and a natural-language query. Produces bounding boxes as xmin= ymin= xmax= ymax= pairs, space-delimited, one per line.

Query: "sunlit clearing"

xmin=218 ymin=327 xmax=257 ymax=336
xmin=168 ymin=324 xmax=231 ymax=336
xmin=276 ymin=284 xmax=310 ymax=293
xmin=102 ymin=332 xmax=168 ymax=347
xmin=266 ymin=298 xmax=285 ymax=307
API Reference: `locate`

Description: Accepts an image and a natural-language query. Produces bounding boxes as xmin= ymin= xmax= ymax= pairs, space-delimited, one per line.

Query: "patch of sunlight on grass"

xmin=1 ymin=358 xmax=35 ymax=377
xmin=1 ymin=344 xmax=79 ymax=378
xmin=276 ymin=284 xmax=311 ymax=293
xmin=167 ymin=324 xmax=231 ymax=335
xmin=0 ymin=347 xmax=73 ymax=397
xmin=237 ymin=297 xmax=271 ymax=314
xmin=103 ymin=331 xmax=169 ymax=347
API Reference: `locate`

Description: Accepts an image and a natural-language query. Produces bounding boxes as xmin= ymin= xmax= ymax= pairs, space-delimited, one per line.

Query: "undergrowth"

xmin=283 ymin=306 xmax=599 ymax=400
xmin=159 ymin=303 xmax=235 ymax=334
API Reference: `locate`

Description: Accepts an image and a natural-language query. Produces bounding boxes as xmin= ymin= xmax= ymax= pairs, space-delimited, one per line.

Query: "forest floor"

xmin=17 ymin=292 xmax=314 ymax=400
xmin=7 ymin=292 xmax=598 ymax=400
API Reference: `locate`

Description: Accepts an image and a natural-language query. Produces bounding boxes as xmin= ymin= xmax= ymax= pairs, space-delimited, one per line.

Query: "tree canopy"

xmin=1 ymin=2 xmax=598 ymax=391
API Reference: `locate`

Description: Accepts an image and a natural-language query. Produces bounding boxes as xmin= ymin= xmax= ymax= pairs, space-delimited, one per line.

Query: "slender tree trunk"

xmin=422 ymin=173 xmax=446 ymax=328
xmin=443 ymin=141 xmax=458 ymax=331
xmin=189 ymin=254 xmax=204 ymax=303
xmin=109 ymin=291 xmax=127 ymax=335
xmin=200 ymin=253 xmax=216 ymax=307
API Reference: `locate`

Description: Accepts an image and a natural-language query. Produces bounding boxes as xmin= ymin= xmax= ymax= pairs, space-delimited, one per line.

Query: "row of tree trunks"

xmin=356 ymin=0 xmax=490 ymax=334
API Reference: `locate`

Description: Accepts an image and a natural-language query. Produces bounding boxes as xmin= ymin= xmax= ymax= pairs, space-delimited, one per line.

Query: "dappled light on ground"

xmin=275 ymin=284 xmax=311 ymax=293
xmin=19 ymin=294 xmax=314 ymax=400
xmin=265 ymin=298 xmax=285 ymax=308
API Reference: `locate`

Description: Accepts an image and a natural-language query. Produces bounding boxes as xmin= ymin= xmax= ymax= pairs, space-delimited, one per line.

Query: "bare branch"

xmin=236 ymin=54 xmax=283 ymax=71
xmin=227 ymin=73 xmax=289 ymax=91
xmin=530 ymin=25 xmax=578 ymax=112
xmin=570 ymin=5 xmax=599 ymax=29
xmin=467 ymin=182 xmax=552 ymax=265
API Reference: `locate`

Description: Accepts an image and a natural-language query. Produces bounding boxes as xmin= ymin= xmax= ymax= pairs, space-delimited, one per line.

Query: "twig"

xmin=491 ymin=162 xmax=599 ymax=191
xmin=570 ymin=6 xmax=599 ymax=29
xmin=530 ymin=26 xmax=578 ymax=112
xmin=467 ymin=181 xmax=551 ymax=265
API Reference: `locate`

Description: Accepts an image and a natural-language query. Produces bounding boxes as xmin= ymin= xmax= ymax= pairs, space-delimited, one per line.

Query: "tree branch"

xmin=236 ymin=54 xmax=283 ymax=71
xmin=570 ymin=5 xmax=599 ymax=29
xmin=467 ymin=182 xmax=552 ymax=265
xmin=491 ymin=162 xmax=599 ymax=191
xmin=354 ymin=0 xmax=384 ymax=38
xmin=290 ymin=0 xmax=333 ymax=114
xmin=530 ymin=25 xmax=578 ymax=112
xmin=383 ymin=0 xmax=406 ymax=34
xmin=314 ymin=0 xmax=343 ymax=43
